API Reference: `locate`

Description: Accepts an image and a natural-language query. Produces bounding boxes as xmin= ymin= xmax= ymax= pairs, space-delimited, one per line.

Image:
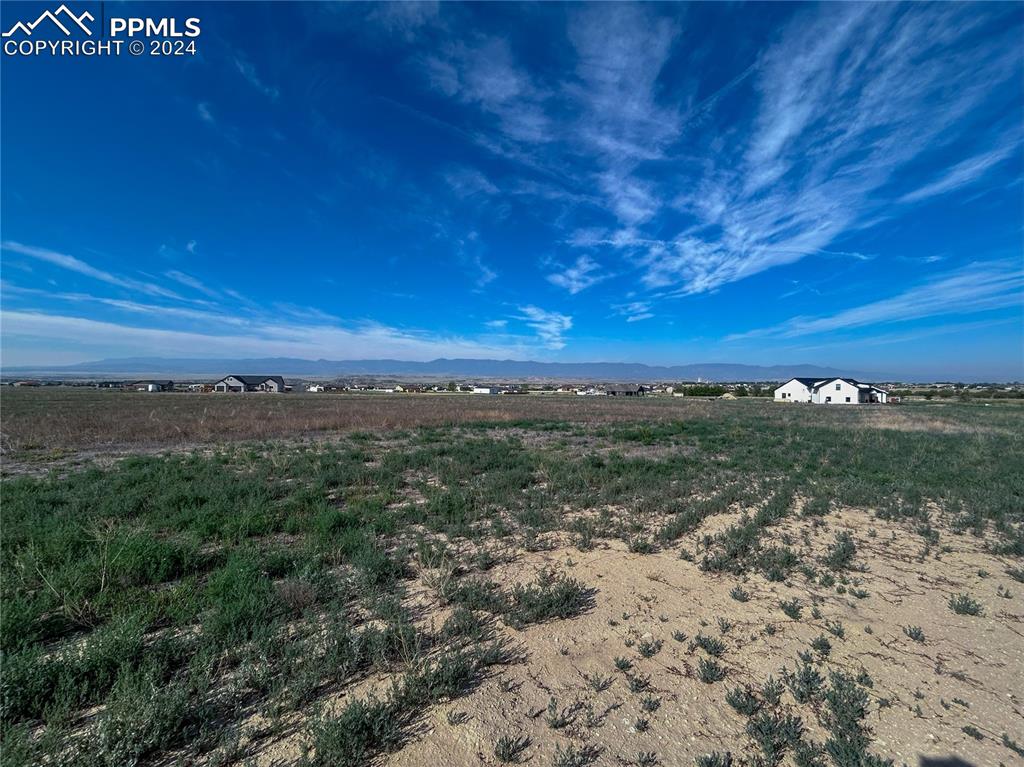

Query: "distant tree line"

xmin=892 ymin=387 xmax=1024 ymax=400
xmin=676 ymin=384 xmax=770 ymax=397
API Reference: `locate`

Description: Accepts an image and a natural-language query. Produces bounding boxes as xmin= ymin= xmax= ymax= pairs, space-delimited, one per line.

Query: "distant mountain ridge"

xmin=3 ymin=357 xmax=894 ymax=382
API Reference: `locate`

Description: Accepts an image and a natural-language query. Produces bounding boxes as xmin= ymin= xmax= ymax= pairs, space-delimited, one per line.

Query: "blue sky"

xmin=1 ymin=2 xmax=1022 ymax=379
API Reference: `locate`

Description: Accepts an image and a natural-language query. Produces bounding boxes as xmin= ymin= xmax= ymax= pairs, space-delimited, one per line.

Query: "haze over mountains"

xmin=3 ymin=357 xmax=899 ymax=382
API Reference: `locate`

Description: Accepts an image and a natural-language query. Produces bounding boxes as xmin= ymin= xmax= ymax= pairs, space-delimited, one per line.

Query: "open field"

xmin=1 ymin=391 xmax=1023 ymax=766
xmin=2 ymin=388 xmax=1020 ymax=458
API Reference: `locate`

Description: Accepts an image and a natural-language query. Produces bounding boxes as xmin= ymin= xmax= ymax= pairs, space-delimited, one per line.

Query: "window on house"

xmin=835 ymin=383 xmax=841 ymax=390
xmin=845 ymin=397 xmax=851 ymax=402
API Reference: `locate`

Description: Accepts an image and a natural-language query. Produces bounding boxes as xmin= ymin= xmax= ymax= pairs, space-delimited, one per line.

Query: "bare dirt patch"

xmin=232 ymin=511 xmax=1023 ymax=766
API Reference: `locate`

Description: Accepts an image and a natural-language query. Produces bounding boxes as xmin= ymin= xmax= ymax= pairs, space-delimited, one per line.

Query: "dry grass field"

xmin=1 ymin=390 xmax=1022 ymax=767
xmin=1 ymin=388 xmax=1014 ymax=456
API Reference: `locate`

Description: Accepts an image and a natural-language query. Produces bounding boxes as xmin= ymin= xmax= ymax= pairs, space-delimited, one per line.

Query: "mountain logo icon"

xmin=2 ymin=4 xmax=94 ymax=37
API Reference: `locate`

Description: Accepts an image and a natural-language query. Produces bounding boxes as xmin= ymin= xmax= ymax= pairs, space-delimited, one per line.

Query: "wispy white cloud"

xmin=233 ymin=53 xmax=280 ymax=100
xmin=782 ymin=317 xmax=1020 ymax=353
xmin=517 ymin=305 xmax=572 ymax=349
xmin=567 ymin=4 xmax=681 ymax=226
xmin=640 ymin=5 xmax=1022 ymax=297
xmin=165 ymin=270 xmax=220 ymax=298
xmin=367 ymin=1 xmax=440 ymax=40
xmin=727 ymin=260 xmax=1024 ymax=341
xmin=422 ymin=36 xmax=551 ymax=145
xmin=429 ymin=223 xmax=497 ymax=289
xmin=418 ymin=4 xmax=680 ymax=227
xmin=899 ymin=137 xmax=1020 ymax=204
xmin=443 ymin=166 xmax=499 ymax=198
xmin=612 ymin=301 xmax=655 ymax=323
xmin=0 ymin=310 xmax=545 ymax=365
xmin=469 ymin=252 xmax=496 ymax=288
xmin=417 ymin=5 xmax=1018 ymax=306
xmin=2 ymin=241 xmax=182 ymax=300
xmin=197 ymin=102 xmax=214 ymax=124
xmin=546 ymin=255 xmax=607 ymax=295
xmin=272 ymin=302 xmax=341 ymax=323
xmin=0 ymin=283 xmax=243 ymax=326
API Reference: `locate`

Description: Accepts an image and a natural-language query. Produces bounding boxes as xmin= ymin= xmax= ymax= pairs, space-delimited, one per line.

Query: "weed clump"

xmin=552 ymin=742 xmax=602 ymax=767
xmin=903 ymin=625 xmax=926 ymax=643
xmin=780 ymin=598 xmax=802 ymax=619
xmin=783 ymin=661 xmax=823 ymax=704
xmin=505 ymin=570 xmax=594 ymax=629
xmin=746 ymin=711 xmax=804 ymax=762
xmin=494 ymin=734 xmax=531 ymax=763
xmin=726 ymin=686 xmax=761 ymax=716
xmin=948 ymin=593 xmax=983 ymax=616
xmin=694 ymin=633 xmax=727 ymax=657
xmin=641 ymin=695 xmax=661 ymax=713
xmin=697 ymin=658 xmax=726 ymax=683
xmin=627 ymin=673 xmax=652 ymax=693
xmin=584 ymin=672 xmax=613 ymax=693
xmin=820 ymin=671 xmax=893 ymax=766
xmin=810 ymin=634 xmax=832 ymax=657
xmin=824 ymin=620 xmax=845 ymax=639
xmin=729 ymin=585 xmax=750 ymax=602
xmin=824 ymin=531 xmax=857 ymax=571
xmin=637 ymin=638 xmax=663 ymax=658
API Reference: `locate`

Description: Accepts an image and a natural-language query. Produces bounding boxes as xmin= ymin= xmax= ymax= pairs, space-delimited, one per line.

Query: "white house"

xmin=775 ymin=377 xmax=888 ymax=405
xmin=813 ymin=378 xmax=888 ymax=404
xmin=128 ymin=380 xmax=174 ymax=392
xmin=774 ymin=377 xmax=818 ymax=403
xmin=472 ymin=386 xmax=500 ymax=395
xmin=307 ymin=384 xmax=326 ymax=393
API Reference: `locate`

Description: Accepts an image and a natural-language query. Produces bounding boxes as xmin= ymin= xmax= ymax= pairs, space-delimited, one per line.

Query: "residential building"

xmin=606 ymin=385 xmax=648 ymax=397
xmin=212 ymin=375 xmax=287 ymax=393
xmin=774 ymin=377 xmax=819 ymax=403
xmin=774 ymin=377 xmax=889 ymax=405
xmin=129 ymin=380 xmax=174 ymax=392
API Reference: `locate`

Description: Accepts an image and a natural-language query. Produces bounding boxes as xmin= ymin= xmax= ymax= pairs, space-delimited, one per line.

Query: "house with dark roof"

xmin=774 ymin=377 xmax=888 ymax=405
xmin=212 ymin=375 xmax=287 ymax=393
xmin=773 ymin=377 xmax=820 ymax=403
xmin=606 ymin=385 xmax=648 ymax=396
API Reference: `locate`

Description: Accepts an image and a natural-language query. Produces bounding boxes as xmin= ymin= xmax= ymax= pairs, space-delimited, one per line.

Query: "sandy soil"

xmin=231 ymin=509 xmax=1022 ymax=767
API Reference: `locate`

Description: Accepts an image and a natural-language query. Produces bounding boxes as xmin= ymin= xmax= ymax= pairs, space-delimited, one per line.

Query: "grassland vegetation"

xmin=1 ymin=393 xmax=1021 ymax=764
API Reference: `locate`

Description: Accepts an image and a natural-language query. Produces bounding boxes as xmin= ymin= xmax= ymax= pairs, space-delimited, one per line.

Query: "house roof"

xmin=220 ymin=374 xmax=286 ymax=386
xmin=785 ymin=377 xmax=821 ymax=388
xmin=810 ymin=377 xmax=887 ymax=392
xmin=607 ymin=384 xmax=646 ymax=393
xmin=781 ymin=377 xmax=887 ymax=393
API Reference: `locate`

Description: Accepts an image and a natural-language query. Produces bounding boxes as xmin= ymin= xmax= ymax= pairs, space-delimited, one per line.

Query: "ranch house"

xmin=212 ymin=375 xmax=287 ymax=393
xmin=606 ymin=385 xmax=648 ymax=397
xmin=774 ymin=377 xmax=889 ymax=405
xmin=128 ymin=380 xmax=174 ymax=392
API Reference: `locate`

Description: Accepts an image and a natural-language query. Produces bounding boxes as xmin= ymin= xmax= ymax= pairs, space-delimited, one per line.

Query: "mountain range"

xmin=2 ymin=357 xmax=896 ymax=382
